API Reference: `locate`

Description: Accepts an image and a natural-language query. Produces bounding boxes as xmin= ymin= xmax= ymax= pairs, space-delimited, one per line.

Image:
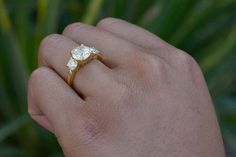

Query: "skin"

xmin=28 ymin=18 xmax=226 ymax=157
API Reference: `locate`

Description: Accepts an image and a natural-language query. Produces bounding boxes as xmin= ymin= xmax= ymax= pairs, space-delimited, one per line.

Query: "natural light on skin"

xmin=1 ymin=0 xmax=235 ymax=156
xmin=28 ymin=18 xmax=226 ymax=157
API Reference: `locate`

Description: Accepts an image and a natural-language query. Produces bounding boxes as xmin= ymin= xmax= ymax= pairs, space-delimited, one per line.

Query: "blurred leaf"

xmin=200 ymin=25 xmax=236 ymax=72
xmin=0 ymin=145 xmax=27 ymax=157
xmin=129 ymin=0 xmax=157 ymax=23
xmin=144 ymin=0 xmax=198 ymax=39
xmin=180 ymin=4 xmax=236 ymax=54
xmin=0 ymin=114 xmax=29 ymax=142
xmin=0 ymin=0 xmax=11 ymax=31
xmin=0 ymin=74 xmax=14 ymax=120
xmin=82 ymin=0 xmax=104 ymax=24
xmin=32 ymin=0 xmax=61 ymax=70
xmin=217 ymin=95 xmax=236 ymax=155
xmin=0 ymin=0 xmax=28 ymax=112
xmin=206 ymin=54 xmax=236 ymax=96
xmin=10 ymin=0 xmax=37 ymax=71
xmin=170 ymin=0 xmax=217 ymax=45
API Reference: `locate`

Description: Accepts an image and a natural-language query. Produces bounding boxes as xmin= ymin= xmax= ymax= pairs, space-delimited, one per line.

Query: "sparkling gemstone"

xmin=80 ymin=44 xmax=91 ymax=58
xmin=71 ymin=47 xmax=84 ymax=60
xmin=71 ymin=44 xmax=91 ymax=60
xmin=67 ymin=58 xmax=77 ymax=70
xmin=90 ymin=47 xmax=99 ymax=54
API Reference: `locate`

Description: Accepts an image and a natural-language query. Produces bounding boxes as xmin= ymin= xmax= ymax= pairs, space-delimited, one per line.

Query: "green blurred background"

xmin=0 ymin=0 xmax=235 ymax=156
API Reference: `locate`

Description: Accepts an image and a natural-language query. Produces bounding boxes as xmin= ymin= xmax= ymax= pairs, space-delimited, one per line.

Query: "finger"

xmin=38 ymin=34 xmax=116 ymax=97
xmin=62 ymin=22 xmax=144 ymax=68
xmin=28 ymin=94 xmax=54 ymax=132
xmin=73 ymin=59 xmax=116 ymax=98
xmin=97 ymin=18 xmax=172 ymax=50
xmin=38 ymin=34 xmax=79 ymax=81
xmin=28 ymin=67 xmax=85 ymax=133
xmin=96 ymin=18 xmax=177 ymax=62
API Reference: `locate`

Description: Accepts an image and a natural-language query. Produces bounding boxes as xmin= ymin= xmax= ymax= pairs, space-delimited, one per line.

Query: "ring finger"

xmin=38 ymin=34 xmax=115 ymax=98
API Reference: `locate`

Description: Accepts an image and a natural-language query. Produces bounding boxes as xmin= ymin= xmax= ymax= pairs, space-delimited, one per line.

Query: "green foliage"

xmin=0 ymin=0 xmax=235 ymax=156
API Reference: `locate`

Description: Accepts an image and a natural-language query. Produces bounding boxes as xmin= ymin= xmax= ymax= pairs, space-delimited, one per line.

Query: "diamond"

xmin=80 ymin=44 xmax=91 ymax=59
xmin=90 ymin=47 xmax=99 ymax=54
xmin=67 ymin=58 xmax=77 ymax=70
xmin=71 ymin=44 xmax=91 ymax=60
xmin=71 ymin=47 xmax=83 ymax=60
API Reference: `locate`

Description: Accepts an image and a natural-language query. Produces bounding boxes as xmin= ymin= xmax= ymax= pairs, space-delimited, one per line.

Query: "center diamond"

xmin=71 ymin=44 xmax=91 ymax=61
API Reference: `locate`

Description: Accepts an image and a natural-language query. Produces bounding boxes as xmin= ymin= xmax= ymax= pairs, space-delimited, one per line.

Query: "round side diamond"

xmin=90 ymin=47 xmax=99 ymax=54
xmin=67 ymin=58 xmax=77 ymax=70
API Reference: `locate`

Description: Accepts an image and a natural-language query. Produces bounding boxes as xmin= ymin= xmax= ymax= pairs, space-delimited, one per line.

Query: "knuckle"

xmin=62 ymin=22 xmax=87 ymax=35
xmin=175 ymin=50 xmax=204 ymax=84
xmin=38 ymin=34 xmax=61 ymax=64
xmin=176 ymin=50 xmax=200 ymax=70
xmin=136 ymin=53 xmax=160 ymax=76
xmin=141 ymin=53 xmax=159 ymax=68
xmin=96 ymin=17 xmax=119 ymax=28
xmin=133 ymin=53 xmax=169 ymax=87
xmin=131 ymin=45 xmax=143 ymax=55
xmin=128 ymin=46 xmax=147 ymax=62
xmin=178 ymin=51 xmax=193 ymax=63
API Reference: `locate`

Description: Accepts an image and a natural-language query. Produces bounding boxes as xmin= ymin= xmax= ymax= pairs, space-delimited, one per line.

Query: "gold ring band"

xmin=66 ymin=44 xmax=102 ymax=86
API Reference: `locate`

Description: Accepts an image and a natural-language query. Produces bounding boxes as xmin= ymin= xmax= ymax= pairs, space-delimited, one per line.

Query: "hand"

xmin=28 ymin=18 xmax=225 ymax=157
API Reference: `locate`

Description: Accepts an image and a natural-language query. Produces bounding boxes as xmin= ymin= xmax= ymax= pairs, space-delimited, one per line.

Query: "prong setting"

xmin=67 ymin=44 xmax=100 ymax=71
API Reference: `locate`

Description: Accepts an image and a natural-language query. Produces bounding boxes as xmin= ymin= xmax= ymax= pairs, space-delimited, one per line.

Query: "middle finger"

xmin=62 ymin=22 xmax=144 ymax=68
